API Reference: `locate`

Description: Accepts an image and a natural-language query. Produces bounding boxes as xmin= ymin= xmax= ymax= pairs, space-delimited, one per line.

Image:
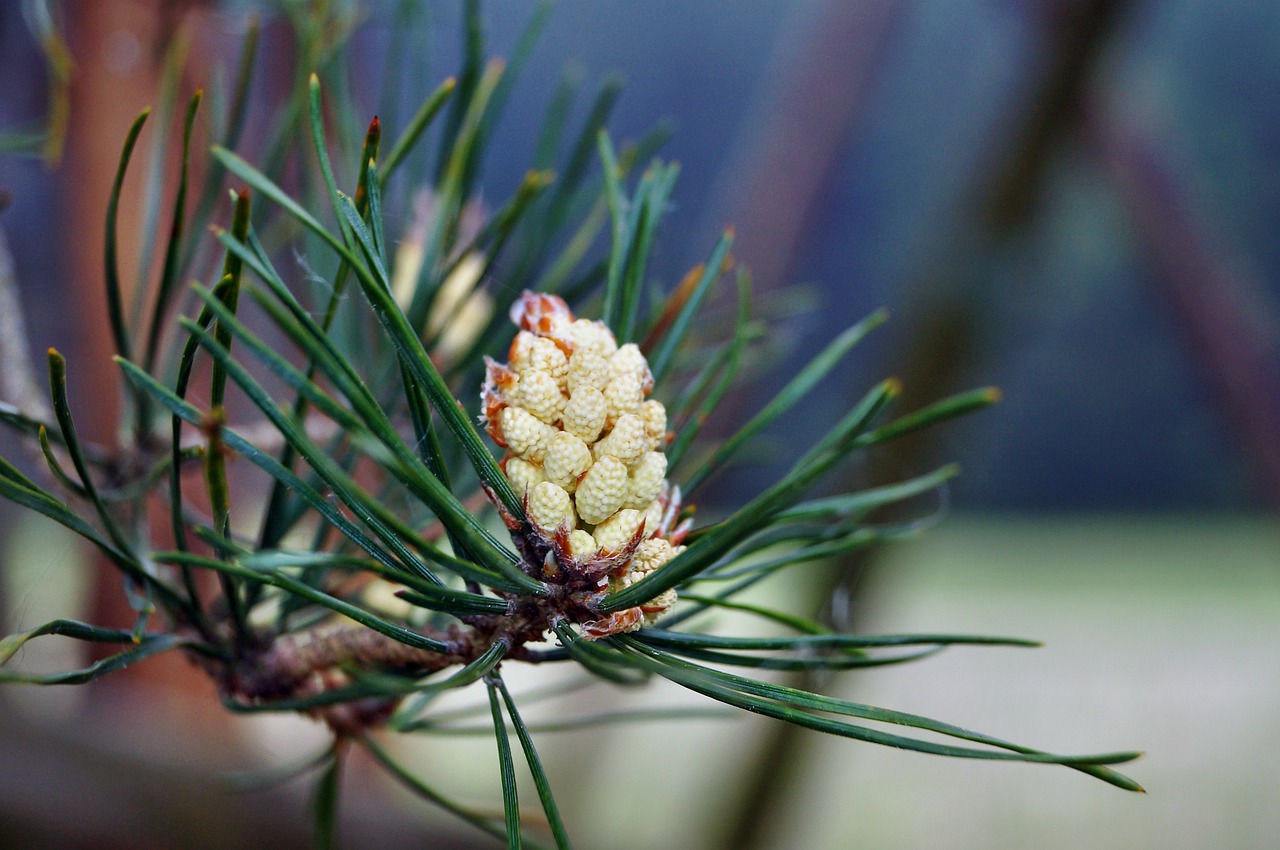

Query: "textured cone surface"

xmin=482 ymin=292 xmax=683 ymax=634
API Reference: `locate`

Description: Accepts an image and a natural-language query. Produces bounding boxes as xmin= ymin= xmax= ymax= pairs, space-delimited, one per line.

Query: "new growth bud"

xmin=482 ymin=291 xmax=682 ymax=634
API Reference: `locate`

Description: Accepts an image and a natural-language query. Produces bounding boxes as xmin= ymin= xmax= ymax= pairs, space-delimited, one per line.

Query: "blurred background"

xmin=1 ymin=1 xmax=1277 ymax=847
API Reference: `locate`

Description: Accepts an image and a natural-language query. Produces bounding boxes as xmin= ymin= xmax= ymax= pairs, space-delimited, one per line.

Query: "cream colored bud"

xmin=562 ymin=387 xmax=607 ymax=443
xmin=543 ymin=432 xmax=593 ymax=492
xmin=435 ymin=285 xmax=493 ymax=361
xmin=641 ymin=588 xmax=678 ymax=623
xmin=567 ymin=347 xmax=610 ymax=394
xmin=531 ymin=338 xmax=569 ymax=385
xmin=508 ymin=330 xmax=537 ymax=371
xmin=625 ymin=451 xmax=668 ymax=508
xmin=567 ymin=529 xmax=598 ymax=560
xmin=575 ymin=456 xmax=629 ymax=525
xmin=424 ymin=252 xmax=491 ymax=358
xmin=609 ymin=343 xmax=653 ymax=392
xmin=564 ymin=318 xmax=617 ymax=356
xmin=641 ymin=498 xmax=666 ymax=539
xmin=527 ymin=482 xmax=577 ymax=532
xmin=593 ymin=508 xmax=644 ymax=553
xmin=512 ymin=369 xmax=566 ymax=424
xmin=505 ymin=456 xmax=544 ymax=498
xmin=594 ymin=414 xmax=648 ymax=466
xmin=498 ymin=406 xmax=556 ymax=462
xmin=602 ymin=372 xmax=644 ymax=419
xmin=392 ymin=240 xmax=426 ymax=311
xmin=631 ymin=537 xmax=675 ymax=574
xmin=640 ymin=400 xmax=667 ymax=448
xmin=515 ymin=336 xmax=568 ymax=384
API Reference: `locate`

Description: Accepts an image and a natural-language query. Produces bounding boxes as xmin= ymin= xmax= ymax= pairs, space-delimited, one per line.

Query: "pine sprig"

xmin=0 ymin=5 xmax=1144 ymax=849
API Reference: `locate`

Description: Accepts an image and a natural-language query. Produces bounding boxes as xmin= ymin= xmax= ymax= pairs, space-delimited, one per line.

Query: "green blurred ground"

xmin=5 ymin=514 xmax=1275 ymax=848
xmin=752 ymin=515 xmax=1280 ymax=850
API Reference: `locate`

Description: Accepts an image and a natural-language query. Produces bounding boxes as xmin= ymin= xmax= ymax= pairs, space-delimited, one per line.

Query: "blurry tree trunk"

xmin=1094 ymin=119 xmax=1280 ymax=506
xmin=62 ymin=0 xmax=221 ymax=713
xmin=698 ymin=1 xmax=902 ymax=296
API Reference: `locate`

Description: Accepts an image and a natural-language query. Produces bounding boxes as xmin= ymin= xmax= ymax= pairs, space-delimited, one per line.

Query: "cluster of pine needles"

xmin=0 ymin=3 xmax=1141 ymax=847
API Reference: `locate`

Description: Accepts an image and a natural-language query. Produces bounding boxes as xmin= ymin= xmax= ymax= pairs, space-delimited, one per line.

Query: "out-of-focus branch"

xmin=699 ymin=1 xmax=902 ymax=295
xmin=886 ymin=0 xmax=1131 ymax=469
xmin=1094 ymin=117 xmax=1280 ymax=505
xmin=707 ymin=4 xmax=904 ymax=849
xmin=984 ymin=0 xmax=1131 ymax=231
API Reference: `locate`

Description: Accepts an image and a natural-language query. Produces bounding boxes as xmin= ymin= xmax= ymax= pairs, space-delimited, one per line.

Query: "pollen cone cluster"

xmin=482 ymin=292 xmax=682 ymax=634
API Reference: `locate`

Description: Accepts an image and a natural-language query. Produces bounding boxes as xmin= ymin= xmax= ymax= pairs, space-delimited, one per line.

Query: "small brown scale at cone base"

xmin=482 ymin=291 xmax=685 ymax=637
